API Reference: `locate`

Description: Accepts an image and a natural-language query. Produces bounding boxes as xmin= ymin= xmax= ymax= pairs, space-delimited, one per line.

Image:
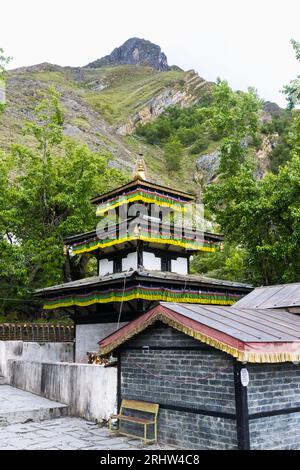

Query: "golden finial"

xmin=133 ymin=153 xmax=147 ymax=181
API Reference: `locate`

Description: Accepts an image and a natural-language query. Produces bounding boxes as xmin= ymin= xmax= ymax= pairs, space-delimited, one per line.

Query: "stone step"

xmin=0 ymin=385 xmax=69 ymax=427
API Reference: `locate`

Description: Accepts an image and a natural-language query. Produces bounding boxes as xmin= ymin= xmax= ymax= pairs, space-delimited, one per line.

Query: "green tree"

xmin=283 ymin=39 xmax=300 ymax=108
xmin=164 ymin=137 xmax=183 ymax=171
xmin=0 ymin=88 xmax=128 ymax=318
xmin=0 ymin=151 xmax=28 ymax=318
xmin=198 ymin=80 xmax=261 ymax=175
xmin=191 ymin=243 xmax=248 ymax=283
xmin=201 ymin=42 xmax=300 ymax=286
xmin=204 ymin=147 xmax=300 ymax=285
xmin=0 ymin=48 xmax=10 ymax=114
xmin=262 ymin=111 xmax=293 ymax=173
xmin=136 ymin=81 xmax=261 ymax=177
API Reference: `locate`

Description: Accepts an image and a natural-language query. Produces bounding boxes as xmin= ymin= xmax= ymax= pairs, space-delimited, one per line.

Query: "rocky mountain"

xmin=263 ymin=101 xmax=282 ymax=116
xmin=0 ymin=38 xmax=284 ymax=191
xmin=86 ymin=37 xmax=170 ymax=71
xmin=0 ymin=39 xmax=211 ymax=189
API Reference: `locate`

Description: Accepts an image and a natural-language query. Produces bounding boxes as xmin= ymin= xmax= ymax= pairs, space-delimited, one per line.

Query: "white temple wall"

xmin=122 ymin=251 xmax=138 ymax=271
xmin=0 ymin=341 xmax=73 ymax=377
xmin=143 ymin=251 xmax=161 ymax=270
xmin=75 ymin=323 xmax=128 ymax=363
xmin=99 ymin=258 xmax=114 ymax=276
xmin=8 ymin=359 xmax=117 ymax=422
xmin=171 ymin=257 xmax=188 ymax=275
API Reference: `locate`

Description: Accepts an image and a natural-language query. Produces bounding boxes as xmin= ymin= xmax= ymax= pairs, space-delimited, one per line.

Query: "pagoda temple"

xmin=35 ymin=159 xmax=251 ymax=362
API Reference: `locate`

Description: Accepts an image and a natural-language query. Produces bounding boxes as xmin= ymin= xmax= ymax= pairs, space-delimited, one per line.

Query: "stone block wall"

xmin=120 ymin=323 xmax=300 ymax=449
xmin=120 ymin=322 xmax=238 ymax=449
xmin=247 ymin=363 xmax=300 ymax=450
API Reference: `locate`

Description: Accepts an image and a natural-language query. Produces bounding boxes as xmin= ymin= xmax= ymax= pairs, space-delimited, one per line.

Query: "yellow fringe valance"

xmin=43 ymin=291 xmax=236 ymax=310
xmin=71 ymin=234 xmax=217 ymax=255
xmin=96 ymin=193 xmax=188 ymax=216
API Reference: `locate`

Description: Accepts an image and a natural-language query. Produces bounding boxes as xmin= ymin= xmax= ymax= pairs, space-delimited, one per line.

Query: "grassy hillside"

xmin=84 ymin=66 xmax=186 ymax=123
xmin=2 ymin=62 xmax=285 ymax=194
xmin=0 ymin=63 xmax=211 ymax=192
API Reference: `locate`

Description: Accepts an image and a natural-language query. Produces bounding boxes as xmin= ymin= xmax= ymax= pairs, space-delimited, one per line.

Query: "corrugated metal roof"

xmin=235 ymin=283 xmax=300 ymax=309
xmin=34 ymin=269 xmax=252 ymax=295
xmin=98 ymin=301 xmax=300 ymax=362
xmin=160 ymin=302 xmax=300 ymax=342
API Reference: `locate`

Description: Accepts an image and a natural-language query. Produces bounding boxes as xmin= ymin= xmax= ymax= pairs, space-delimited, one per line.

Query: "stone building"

xmin=98 ymin=299 xmax=300 ymax=450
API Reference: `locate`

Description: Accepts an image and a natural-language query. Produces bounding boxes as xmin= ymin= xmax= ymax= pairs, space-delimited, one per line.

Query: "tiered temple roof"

xmin=35 ymin=159 xmax=252 ymax=316
xmin=36 ymin=268 xmax=251 ymax=311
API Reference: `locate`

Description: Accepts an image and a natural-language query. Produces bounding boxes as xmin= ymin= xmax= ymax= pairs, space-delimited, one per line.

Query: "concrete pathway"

xmin=0 ymin=385 xmax=170 ymax=450
xmin=0 ymin=417 xmax=169 ymax=450
xmin=0 ymin=385 xmax=68 ymax=425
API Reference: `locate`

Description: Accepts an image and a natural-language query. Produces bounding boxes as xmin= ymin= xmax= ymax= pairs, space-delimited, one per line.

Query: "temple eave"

xmin=35 ymin=269 xmax=252 ymax=311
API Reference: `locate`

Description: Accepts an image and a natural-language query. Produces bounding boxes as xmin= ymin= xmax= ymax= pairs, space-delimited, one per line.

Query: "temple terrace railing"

xmin=0 ymin=323 xmax=74 ymax=342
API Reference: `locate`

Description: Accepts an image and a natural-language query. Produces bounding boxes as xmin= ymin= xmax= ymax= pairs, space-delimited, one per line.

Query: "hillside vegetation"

xmin=0 ymin=63 xmax=210 ymax=192
xmin=1 ymin=37 xmax=300 ymax=321
xmin=1 ymin=61 xmax=290 ymax=195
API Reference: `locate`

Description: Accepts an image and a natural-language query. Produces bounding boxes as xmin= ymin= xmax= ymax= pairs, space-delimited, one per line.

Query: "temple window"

xmin=161 ymin=257 xmax=172 ymax=272
xmin=113 ymin=259 xmax=122 ymax=273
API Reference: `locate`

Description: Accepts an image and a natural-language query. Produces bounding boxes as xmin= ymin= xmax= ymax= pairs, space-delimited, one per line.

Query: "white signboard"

xmin=240 ymin=368 xmax=249 ymax=387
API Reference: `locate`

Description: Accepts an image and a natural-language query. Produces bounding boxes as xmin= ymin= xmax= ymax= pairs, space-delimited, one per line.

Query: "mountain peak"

xmin=85 ymin=37 xmax=170 ymax=71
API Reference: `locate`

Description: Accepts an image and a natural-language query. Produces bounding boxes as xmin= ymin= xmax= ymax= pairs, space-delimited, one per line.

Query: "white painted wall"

xmin=143 ymin=251 xmax=161 ymax=270
xmin=143 ymin=252 xmax=188 ymax=274
xmin=122 ymin=252 xmax=138 ymax=271
xmin=76 ymin=323 xmax=128 ymax=363
xmin=171 ymin=257 xmax=188 ymax=275
xmin=99 ymin=258 xmax=114 ymax=276
xmin=0 ymin=341 xmax=73 ymax=377
xmin=99 ymin=253 xmax=138 ymax=275
xmin=8 ymin=359 xmax=117 ymax=421
xmin=0 ymin=341 xmax=22 ymax=378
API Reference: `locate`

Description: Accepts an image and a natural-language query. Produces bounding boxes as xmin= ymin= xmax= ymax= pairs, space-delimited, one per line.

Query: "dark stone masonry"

xmin=247 ymin=364 xmax=300 ymax=450
xmin=119 ymin=323 xmax=238 ymax=449
xmin=118 ymin=322 xmax=300 ymax=449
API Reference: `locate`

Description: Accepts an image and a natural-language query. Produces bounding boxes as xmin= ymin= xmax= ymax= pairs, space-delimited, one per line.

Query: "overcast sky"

xmin=2 ymin=0 xmax=300 ymax=106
